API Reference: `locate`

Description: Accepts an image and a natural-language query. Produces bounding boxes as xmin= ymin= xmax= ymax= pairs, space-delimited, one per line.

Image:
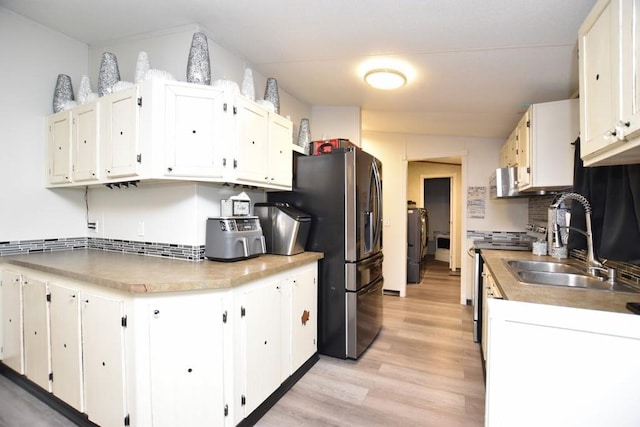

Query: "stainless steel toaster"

xmin=205 ymin=216 xmax=266 ymax=261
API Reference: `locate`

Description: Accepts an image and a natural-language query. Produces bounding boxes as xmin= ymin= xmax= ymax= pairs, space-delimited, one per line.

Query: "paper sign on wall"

xmin=467 ymin=186 xmax=486 ymax=219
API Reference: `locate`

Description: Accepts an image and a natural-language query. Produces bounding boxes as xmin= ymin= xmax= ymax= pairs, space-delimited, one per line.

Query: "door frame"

xmin=420 ymin=174 xmax=458 ymax=272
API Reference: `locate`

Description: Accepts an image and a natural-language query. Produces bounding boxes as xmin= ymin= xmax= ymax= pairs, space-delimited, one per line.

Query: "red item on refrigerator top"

xmin=311 ymin=138 xmax=352 ymax=155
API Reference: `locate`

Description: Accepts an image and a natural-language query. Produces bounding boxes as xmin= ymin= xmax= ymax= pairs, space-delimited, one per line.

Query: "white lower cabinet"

xmin=1 ymin=269 xmax=24 ymax=374
xmin=1 ymin=261 xmax=318 ymax=426
xmin=49 ymin=282 xmax=83 ymax=412
xmin=485 ymin=299 xmax=640 ymax=427
xmin=81 ymin=292 xmax=128 ymax=427
xmin=238 ymin=279 xmax=284 ymax=416
xmin=22 ymin=276 xmax=51 ymax=391
xmin=235 ymin=264 xmax=318 ymax=422
xmin=147 ymin=293 xmax=227 ymax=426
xmin=290 ymin=268 xmax=317 ymax=372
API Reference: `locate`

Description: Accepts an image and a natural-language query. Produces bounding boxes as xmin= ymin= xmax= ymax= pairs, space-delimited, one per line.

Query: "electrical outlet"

xmin=88 ymin=221 xmax=97 ymax=231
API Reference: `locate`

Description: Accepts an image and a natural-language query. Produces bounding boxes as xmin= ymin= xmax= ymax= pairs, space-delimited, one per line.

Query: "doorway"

xmin=424 ymin=177 xmax=452 ymax=265
xmin=406 ymin=158 xmax=464 ymax=300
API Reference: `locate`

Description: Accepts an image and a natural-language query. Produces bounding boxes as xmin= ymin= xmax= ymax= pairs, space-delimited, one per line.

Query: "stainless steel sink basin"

xmin=516 ymin=270 xmax=639 ymax=293
xmin=504 ymin=258 xmax=640 ymax=293
xmin=505 ymin=259 xmax=583 ymax=274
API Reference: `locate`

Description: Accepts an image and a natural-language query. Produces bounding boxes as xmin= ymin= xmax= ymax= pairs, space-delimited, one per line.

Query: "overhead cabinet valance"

xmin=46 ymin=79 xmax=293 ymax=191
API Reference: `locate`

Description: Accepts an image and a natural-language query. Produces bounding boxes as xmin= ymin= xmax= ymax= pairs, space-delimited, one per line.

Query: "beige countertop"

xmin=481 ymin=249 xmax=639 ymax=314
xmin=0 ymin=249 xmax=323 ymax=294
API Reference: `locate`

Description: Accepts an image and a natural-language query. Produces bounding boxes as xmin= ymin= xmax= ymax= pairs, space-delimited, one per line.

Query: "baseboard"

xmin=0 ymin=363 xmax=97 ymax=427
xmin=238 ymin=352 xmax=320 ymax=426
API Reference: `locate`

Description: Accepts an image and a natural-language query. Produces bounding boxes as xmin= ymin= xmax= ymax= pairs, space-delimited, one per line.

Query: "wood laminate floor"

xmin=0 ymin=257 xmax=484 ymax=426
xmin=258 ymin=257 xmax=485 ymax=426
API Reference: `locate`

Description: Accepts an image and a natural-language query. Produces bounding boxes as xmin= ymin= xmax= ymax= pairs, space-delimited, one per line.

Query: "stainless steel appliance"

xmin=490 ymin=167 xmax=522 ymax=199
xmin=407 ymin=207 xmax=428 ymax=283
xmin=254 ymin=202 xmax=311 ymax=255
xmin=205 ymin=216 xmax=266 ymax=261
xmin=472 ymin=238 xmax=531 ymax=342
xmin=269 ymin=147 xmax=383 ymax=359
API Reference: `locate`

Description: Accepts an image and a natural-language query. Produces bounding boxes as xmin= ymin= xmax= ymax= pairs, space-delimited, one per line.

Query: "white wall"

xmin=310 ymin=105 xmax=361 ymax=146
xmin=363 ymin=131 xmax=528 ymax=301
xmin=87 ymin=182 xmax=264 ymax=245
xmin=361 ymin=133 xmax=408 ymax=295
xmin=0 ymin=7 xmax=89 ymax=241
xmin=88 ymin=25 xmax=312 ymax=150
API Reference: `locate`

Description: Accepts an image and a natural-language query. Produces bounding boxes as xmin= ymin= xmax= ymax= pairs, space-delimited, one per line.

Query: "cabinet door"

xmin=148 ymin=295 xmax=226 ymax=426
xmin=104 ymin=86 xmax=140 ymax=178
xmin=505 ymin=129 xmax=517 ymax=166
xmin=164 ymin=84 xmax=226 ymax=178
xmin=515 ymin=111 xmax=531 ymax=189
xmin=1 ymin=270 xmax=24 ymax=373
xmin=72 ymin=101 xmax=100 ymax=182
xmin=49 ymin=283 xmax=83 ymax=412
xmin=290 ymin=268 xmax=317 ymax=372
xmin=241 ymin=280 xmax=282 ymax=415
xmin=82 ymin=293 xmax=127 ymax=427
xmin=481 ymin=271 xmax=492 ymax=361
xmin=47 ymin=111 xmax=72 ymax=184
xmin=267 ymin=114 xmax=293 ymax=188
xmin=579 ymin=0 xmax=619 ymax=158
xmin=620 ymin=0 xmax=640 ymax=139
xmin=233 ymin=97 xmax=269 ymax=184
xmin=22 ymin=277 xmax=51 ymax=391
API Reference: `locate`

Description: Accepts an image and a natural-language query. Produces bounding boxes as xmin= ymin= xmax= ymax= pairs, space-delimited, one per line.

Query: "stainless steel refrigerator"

xmin=407 ymin=207 xmax=428 ymax=283
xmin=269 ymin=147 xmax=383 ymax=359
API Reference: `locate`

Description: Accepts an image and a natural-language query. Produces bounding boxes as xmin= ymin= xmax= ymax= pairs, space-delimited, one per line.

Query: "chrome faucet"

xmin=548 ymin=192 xmax=615 ymax=283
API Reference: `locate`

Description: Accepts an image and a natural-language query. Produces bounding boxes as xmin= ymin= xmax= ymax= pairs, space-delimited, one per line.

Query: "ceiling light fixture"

xmin=364 ymin=68 xmax=407 ymax=90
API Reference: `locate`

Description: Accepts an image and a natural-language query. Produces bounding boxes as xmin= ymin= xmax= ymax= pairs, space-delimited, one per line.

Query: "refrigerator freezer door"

xmin=344 ymin=252 xmax=384 ymax=292
xmin=346 ymin=276 xmax=384 ymax=359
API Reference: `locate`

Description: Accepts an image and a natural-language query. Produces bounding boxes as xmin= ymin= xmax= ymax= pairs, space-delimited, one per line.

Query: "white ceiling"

xmin=1 ymin=0 xmax=597 ymax=139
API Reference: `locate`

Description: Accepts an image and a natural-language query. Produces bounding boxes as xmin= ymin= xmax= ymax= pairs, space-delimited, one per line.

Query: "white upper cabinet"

xmin=268 ymin=113 xmax=294 ymax=188
xmin=227 ymin=95 xmax=293 ymax=190
xmin=498 ymin=99 xmax=578 ymax=192
xmin=102 ymin=85 xmax=141 ymax=179
xmin=231 ymin=95 xmax=270 ymax=186
xmin=47 ymin=111 xmax=72 ymax=185
xmin=579 ymin=0 xmax=640 ymax=166
xmin=162 ymin=83 xmax=227 ymax=179
xmin=72 ymin=101 xmax=100 ymax=182
xmin=45 ymin=79 xmax=293 ymax=190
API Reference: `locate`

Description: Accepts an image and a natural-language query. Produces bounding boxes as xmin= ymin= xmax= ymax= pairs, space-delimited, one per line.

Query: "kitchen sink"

xmin=516 ymin=270 xmax=639 ymax=293
xmin=505 ymin=259 xmax=583 ymax=274
xmin=504 ymin=259 xmax=640 ymax=293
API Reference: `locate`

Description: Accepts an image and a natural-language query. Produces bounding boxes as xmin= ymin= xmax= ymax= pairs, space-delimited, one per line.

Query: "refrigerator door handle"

xmin=368 ymin=211 xmax=374 ymax=252
xmin=372 ymin=159 xmax=383 ymax=249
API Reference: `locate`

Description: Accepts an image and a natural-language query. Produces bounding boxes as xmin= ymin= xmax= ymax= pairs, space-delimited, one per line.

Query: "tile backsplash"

xmin=0 ymin=237 xmax=205 ymax=261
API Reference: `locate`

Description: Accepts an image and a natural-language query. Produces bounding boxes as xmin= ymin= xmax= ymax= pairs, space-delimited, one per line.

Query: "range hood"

xmin=490 ymin=167 xmax=567 ymax=199
xmin=490 ymin=167 xmax=525 ymax=198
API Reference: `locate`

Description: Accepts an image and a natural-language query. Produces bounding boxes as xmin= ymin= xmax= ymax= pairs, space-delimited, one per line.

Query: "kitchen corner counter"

xmin=481 ymin=249 xmax=638 ymax=314
xmin=0 ymin=249 xmax=323 ymax=294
